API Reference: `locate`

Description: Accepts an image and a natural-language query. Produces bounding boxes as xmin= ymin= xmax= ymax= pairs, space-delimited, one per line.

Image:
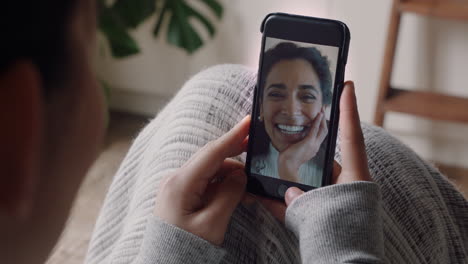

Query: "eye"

xmin=267 ymin=91 xmax=285 ymax=99
xmin=301 ymin=94 xmax=317 ymax=102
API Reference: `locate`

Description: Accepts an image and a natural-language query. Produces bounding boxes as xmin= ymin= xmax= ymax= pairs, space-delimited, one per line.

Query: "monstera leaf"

xmin=113 ymin=0 xmax=156 ymax=28
xmin=98 ymin=0 xmax=223 ymax=57
xmin=154 ymin=0 xmax=223 ymax=54
xmin=98 ymin=0 xmax=140 ymax=57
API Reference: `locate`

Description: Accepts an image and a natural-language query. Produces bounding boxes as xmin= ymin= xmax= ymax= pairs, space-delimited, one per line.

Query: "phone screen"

xmin=249 ymin=37 xmax=340 ymax=187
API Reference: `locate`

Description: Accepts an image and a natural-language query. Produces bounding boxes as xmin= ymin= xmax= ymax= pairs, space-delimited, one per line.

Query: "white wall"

xmin=97 ymin=0 xmax=468 ymax=167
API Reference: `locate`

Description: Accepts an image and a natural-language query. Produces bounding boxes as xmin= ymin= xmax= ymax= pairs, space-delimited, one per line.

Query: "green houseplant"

xmin=97 ymin=0 xmax=224 ymax=125
xmin=98 ymin=0 xmax=224 ymax=57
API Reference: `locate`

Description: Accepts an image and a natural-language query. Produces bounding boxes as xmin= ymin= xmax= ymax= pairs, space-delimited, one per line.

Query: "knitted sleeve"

xmin=285 ymin=182 xmax=384 ymax=264
xmin=134 ymin=215 xmax=225 ymax=264
xmin=134 ymin=182 xmax=383 ymax=264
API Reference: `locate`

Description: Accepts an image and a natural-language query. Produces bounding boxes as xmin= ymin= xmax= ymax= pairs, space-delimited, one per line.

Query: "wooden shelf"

xmin=383 ymin=88 xmax=468 ymax=123
xmin=400 ymin=1 xmax=468 ymax=21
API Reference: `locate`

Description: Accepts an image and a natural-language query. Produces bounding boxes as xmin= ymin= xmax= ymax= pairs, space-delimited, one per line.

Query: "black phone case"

xmin=245 ymin=13 xmax=350 ymax=200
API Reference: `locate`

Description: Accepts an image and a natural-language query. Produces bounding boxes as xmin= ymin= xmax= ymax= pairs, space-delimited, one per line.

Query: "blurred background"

xmin=98 ymin=0 xmax=468 ymax=167
xmin=47 ymin=0 xmax=468 ymax=263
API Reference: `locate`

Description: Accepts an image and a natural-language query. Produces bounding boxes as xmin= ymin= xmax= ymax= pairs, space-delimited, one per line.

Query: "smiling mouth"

xmin=276 ymin=124 xmax=308 ymax=134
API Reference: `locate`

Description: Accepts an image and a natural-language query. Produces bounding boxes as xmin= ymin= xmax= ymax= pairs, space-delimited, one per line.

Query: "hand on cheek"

xmin=277 ymin=109 xmax=328 ymax=182
xmin=154 ymin=116 xmax=251 ymax=246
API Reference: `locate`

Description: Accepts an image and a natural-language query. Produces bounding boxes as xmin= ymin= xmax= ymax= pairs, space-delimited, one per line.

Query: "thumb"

xmin=338 ymin=81 xmax=371 ymax=183
xmin=205 ymin=169 xmax=246 ymax=223
xmin=285 ymin=187 xmax=304 ymax=207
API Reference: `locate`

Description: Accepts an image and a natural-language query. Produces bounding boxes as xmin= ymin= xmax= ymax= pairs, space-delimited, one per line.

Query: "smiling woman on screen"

xmin=251 ymin=42 xmax=333 ymax=186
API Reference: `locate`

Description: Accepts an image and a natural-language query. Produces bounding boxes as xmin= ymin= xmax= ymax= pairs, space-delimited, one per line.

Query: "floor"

xmin=46 ymin=111 xmax=468 ymax=264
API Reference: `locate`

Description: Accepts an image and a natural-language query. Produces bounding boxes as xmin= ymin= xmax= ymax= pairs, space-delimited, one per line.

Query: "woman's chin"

xmin=271 ymin=128 xmax=309 ymax=151
xmin=272 ymin=143 xmax=288 ymax=153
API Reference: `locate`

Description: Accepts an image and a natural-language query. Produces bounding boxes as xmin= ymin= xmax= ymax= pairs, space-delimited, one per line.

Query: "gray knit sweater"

xmin=85 ymin=64 xmax=468 ymax=263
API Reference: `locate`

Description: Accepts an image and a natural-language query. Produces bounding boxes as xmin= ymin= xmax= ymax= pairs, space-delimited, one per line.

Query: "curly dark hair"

xmin=260 ymin=42 xmax=333 ymax=105
xmin=0 ymin=1 xmax=77 ymax=95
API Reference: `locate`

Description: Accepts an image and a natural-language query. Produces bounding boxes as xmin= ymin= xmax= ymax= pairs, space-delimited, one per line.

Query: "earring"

xmin=258 ymin=116 xmax=263 ymax=121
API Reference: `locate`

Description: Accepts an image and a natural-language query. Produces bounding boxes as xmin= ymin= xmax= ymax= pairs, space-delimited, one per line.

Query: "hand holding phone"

xmin=247 ymin=81 xmax=372 ymax=222
xmin=153 ymin=116 xmax=250 ymax=246
xmin=246 ymin=13 xmax=351 ymax=199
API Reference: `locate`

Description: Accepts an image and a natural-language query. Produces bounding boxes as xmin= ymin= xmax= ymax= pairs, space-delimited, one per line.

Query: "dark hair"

xmin=0 ymin=1 xmax=77 ymax=95
xmin=260 ymin=42 xmax=333 ymax=105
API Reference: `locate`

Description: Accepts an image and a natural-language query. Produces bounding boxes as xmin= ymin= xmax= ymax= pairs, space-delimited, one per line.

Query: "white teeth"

xmin=277 ymin=124 xmax=305 ymax=134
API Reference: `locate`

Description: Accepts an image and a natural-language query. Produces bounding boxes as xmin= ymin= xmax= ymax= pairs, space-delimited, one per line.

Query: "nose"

xmin=282 ymin=97 xmax=301 ymax=116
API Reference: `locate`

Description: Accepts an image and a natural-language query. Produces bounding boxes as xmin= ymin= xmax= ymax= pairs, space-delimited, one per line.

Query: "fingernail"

xmin=289 ymin=187 xmax=303 ymax=197
xmin=285 ymin=187 xmax=304 ymax=204
xmin=344 ymin=81 xmax=357 ymax=102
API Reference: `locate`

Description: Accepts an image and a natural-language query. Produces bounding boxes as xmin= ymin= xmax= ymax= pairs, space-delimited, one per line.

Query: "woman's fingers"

xmin=317 ymin=112 xmax=328 ymax=142
xmin=295 ymin=111 xmax=324 ymax=152
xmin=212 ymin=158 xmax=245 ymax=180
xmin=154 ymin=117 xmax=250 ymax=247
xmin=203 ymin=168 xmax=247 ymax=227
xmin=177 ymin=116 xmax=251 ymax=192
xmin=285 ymin=187 xmax=304 ymax=207
xmin=337 ymin=82 xmax=371 ymax=183
xmin=306 ymin=112 xmax=324 ymax=141
xmin=332 ymin=161 xmax=342 ymax=184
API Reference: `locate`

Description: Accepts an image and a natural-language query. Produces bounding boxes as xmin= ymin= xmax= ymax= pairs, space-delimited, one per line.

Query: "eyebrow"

xmin=299 ymin=85 xmax=319 ymax=93
xmin=266 ymin=83 xmax=320 ymax=93
xmin=267 ymin=83 xmax=286 ymax=90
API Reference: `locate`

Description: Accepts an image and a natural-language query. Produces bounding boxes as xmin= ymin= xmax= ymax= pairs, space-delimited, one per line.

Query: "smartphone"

xmin=245 ymin=13 xmax=350 ymax=200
